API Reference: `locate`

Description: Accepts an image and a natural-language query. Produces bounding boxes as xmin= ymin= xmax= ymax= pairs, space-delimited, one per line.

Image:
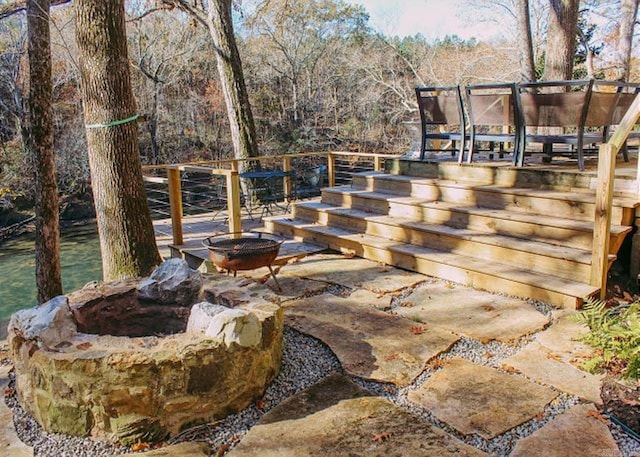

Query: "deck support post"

xmin=374 ymin=155 xmax=382 ymax=172
xmin=283 ymin=155 xmax=292 ymax=198
xmin=167 ymin=166 xmax=183 ymax=246
xmin=226 ymin=170 xmax=242 ymax=237
xmin=327 ymin=152 xmax=336 ymax=187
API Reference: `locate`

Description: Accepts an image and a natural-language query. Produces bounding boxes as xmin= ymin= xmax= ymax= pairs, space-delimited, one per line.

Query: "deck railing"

xmin=143 ymin=151 xmax=400 ymax=246
xmin=591 ymin=92 xmax=640 ymax=298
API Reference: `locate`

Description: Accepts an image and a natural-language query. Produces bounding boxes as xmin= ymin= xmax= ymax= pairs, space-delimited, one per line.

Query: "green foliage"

xmin=576 ymin=299 xmax=640 ymax=379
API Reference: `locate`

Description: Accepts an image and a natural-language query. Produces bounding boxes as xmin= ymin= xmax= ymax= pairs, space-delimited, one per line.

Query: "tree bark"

xmin=206 ymin=0 xmax=260 ymax=160
xmin=516 ymin=0 xmax=536 ymax=82
xmin=542 ymin=0 xmax=579 ymax=81
xmin=616 ymin=0 xmax=639 ymax=81
xmin=74 ymin=0 xmax=161 ymax=281
xmin=28 ymin=0 xmax=63 ymax=303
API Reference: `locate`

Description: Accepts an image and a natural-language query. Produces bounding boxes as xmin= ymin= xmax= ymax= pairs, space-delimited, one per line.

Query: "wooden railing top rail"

xmin=142 ymin=151 xmax=401 ymax=172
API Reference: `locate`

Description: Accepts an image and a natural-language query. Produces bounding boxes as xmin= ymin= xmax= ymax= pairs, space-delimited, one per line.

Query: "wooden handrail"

xmin=591 ymin=92 xmax=640 ymax=299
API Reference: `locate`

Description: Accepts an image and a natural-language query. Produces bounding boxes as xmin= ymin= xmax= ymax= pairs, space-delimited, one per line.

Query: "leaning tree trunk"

xmin=28 ymin=0 xmax=63 ymax=302
xmin=74 ymin=0 xmax=161 ymax=281
xmin=206 ymin=0 xmax=259 ymax=161
xmin=542 ymin=0 xmax=579 ymax=82
xmin=616 ymin=0 xmax=640 ymax=81
xmin=516 ymin=0 xmax=536 ymax=82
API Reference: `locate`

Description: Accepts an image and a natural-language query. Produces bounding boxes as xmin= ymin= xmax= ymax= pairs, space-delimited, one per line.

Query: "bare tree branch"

xmin=0 ymin=0 xmax=70 ymax=20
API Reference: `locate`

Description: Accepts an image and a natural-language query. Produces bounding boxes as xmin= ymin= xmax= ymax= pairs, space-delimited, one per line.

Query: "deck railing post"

xmin=591 ymin=144 xmax=616 ymax=298
xmin=374 ymin=155 xmax=382 ymax=172
xmin=327 ymin=152 xmax=336 ymax=187
xmin=283 ymin=155 xmax=292 ymax=198
xmin=167 ymin=166 xmax=183 ymax=246
xmin=226 ymin=170 xmax=242 ymax=236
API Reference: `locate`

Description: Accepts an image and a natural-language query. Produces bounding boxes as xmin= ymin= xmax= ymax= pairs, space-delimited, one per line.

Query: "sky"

xmin=347 ymin=0 xmax=506 ymax=42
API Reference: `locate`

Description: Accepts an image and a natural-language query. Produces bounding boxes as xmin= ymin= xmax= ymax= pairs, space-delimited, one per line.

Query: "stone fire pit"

xmin=7 ymin=259 xmax=283 ymax=445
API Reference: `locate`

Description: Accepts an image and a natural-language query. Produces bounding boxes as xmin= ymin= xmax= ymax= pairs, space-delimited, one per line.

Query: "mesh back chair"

xmin=516 ymin=80 xmax=597 ymax=170
xmin=465 ymin=82 xmax=520 ymax=165
xmin=415 ymin=86 xmax=466 ymax=162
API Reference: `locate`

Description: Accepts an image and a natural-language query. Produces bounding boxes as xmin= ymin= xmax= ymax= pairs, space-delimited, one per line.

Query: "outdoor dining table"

xmin=239 ymin=170 xmax=294 ymax=220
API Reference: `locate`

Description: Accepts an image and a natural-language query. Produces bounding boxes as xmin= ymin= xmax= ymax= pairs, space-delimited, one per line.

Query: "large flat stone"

xmin=121 ymin=442 xmax=209 ymax=456
xmin=510 ymin=404 xmax=621 ymax=457
xmin=502 ymin=342 xmax=603 ymax=404
xmin=408 ymin=358 xmax=557 ymax=439
xmin=284 ymin=294 xmax=459 ymax=386
xmin=278 ymin=253 xmax=426 ymax=293
xmin=0 ymin=365 xmax=33 ymax=457
xmin=396 ymin=283 xmax=549 ymax=342
xmin=229 ymin=374 xmax=486 ymax=457
xmin=535 ymin=312 xmax=595 ymax=363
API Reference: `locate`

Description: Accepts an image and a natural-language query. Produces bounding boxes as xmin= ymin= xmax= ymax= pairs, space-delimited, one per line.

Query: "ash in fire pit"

xmin=7 ymin=259 xmax=283 ymax=445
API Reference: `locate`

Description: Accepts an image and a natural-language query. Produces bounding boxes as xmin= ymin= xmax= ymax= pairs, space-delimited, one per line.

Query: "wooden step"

xmin=319 ymin=188 xmax=632 ymax=252
xmin=292 ymin=201 xmax=613 ymax=283
xmin=348 ymin=174 xmax=638 ymax=225
xmin=264 ymin=216 xmax=598 ymax=309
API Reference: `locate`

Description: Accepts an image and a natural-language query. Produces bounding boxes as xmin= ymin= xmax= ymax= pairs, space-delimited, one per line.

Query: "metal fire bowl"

xmin=202 ymin=232 xmax=284 ymax=272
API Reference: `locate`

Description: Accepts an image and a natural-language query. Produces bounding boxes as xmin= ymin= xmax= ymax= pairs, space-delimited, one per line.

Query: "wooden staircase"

xmin=264 ymin=163 xmax=638 ymax=309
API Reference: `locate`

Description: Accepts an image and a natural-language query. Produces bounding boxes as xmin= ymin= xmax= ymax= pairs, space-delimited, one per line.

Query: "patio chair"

xmin=590 ymin=80 xmax=640 ymax=161
xmin=515 ymin=79 xmax=600 ymax=170
xmin=465 ymin=82 xmax=520 ymax=165
xmin=415 ymin=86 xmax=466 ymax=162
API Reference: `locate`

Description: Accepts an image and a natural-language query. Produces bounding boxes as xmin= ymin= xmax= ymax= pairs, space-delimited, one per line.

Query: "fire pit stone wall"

xmin=7 ymin=259 xmax=283 ymax=445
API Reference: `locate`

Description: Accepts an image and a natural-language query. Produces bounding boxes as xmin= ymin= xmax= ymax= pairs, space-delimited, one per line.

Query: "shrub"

xmin=576 ymin=299 xmax=640 ymax=379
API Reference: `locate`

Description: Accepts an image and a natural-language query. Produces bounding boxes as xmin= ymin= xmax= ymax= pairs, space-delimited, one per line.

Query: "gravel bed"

xmin=4 ymin=312 xmax=640 ymax=456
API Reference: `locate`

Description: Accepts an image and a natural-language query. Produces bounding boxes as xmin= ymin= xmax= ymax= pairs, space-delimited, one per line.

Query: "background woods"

xmin=0 ymin=0 xmax=639 ymax=219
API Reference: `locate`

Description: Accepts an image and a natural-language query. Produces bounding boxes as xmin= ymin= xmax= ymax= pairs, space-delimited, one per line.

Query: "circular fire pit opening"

xmin=8 ymin=259 xmax=284 ymax=445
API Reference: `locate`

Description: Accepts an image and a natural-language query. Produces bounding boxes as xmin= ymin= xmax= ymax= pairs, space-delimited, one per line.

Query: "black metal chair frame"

xmin=415 ymin=85 xmax=467 ymax=163
xmin=465 ymin=82 xmax=520 ymax=165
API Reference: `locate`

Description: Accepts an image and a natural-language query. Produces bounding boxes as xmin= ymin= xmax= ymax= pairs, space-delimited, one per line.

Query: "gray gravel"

xmin=5 ymin=318 xmax=640 ymax=456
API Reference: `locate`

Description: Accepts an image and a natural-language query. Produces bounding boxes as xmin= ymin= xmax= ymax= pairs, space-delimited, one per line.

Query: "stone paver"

xmin=0 ymin=365 xmax=33 ymax=457
xmin=510 ymin=403 xmax=621 ymax=457
xmin=283 ymin=294 xmax=459 ymax=386
xmin=408 ymin=358 xmax=557 ymax=439
xmin=503 ymin=342 xmax=602 ymax=404
xmin=121 ymin=442 xmax=210 ymax=456
xmin=396 ymin=282 xmax=549 ymax=342
xmin=535 ymin=312 xmax=595 ymax=363
xmin=229 ymin=373 xmax=486 ymax=457
xmin=277 ymin=253 xmax=426 ymax=293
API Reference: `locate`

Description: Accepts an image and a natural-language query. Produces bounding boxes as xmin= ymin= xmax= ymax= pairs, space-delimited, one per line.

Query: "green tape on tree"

xmin=85 ymin=114 xmax=140 ymax=129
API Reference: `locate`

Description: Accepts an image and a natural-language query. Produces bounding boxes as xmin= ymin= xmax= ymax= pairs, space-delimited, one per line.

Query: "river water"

xmin=0 ymin=223 xmax=103 ymax=321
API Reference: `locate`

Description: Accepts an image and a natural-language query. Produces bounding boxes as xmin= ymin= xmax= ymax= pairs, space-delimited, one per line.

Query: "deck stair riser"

xmin=319 ymin=189 xmax=630 ymax=252
xmin=292 ymin=202 xmax=601 ymax=283
xmin=264 ymin=217 xmax=596 ymax=310
xmin=349 ymin=175 xmax=635 ymax=226
xmin=263 ymin=168 xmax=638 ymax=309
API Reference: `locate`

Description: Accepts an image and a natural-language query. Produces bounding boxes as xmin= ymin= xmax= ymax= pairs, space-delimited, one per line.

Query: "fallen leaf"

xmin=623 ymin=291 xmax=633 ymax=301
xmin=445 ymin=282 xmax=455 ymax=289
xmin=215 ymin=443 xmax=231 ymax=457
xmin=76 ymin=342 xmax=92 ymax=350
xmin=431 ymin=359 xmax=447 ymax=369
xmin=4 ymin=387 xmax=15 ymax=397
xmin=400 ymin=301 xmax=415 ymax=308
xmin=255 ymin=398 xmax=266 ymax=411
xmin=384 ymin=352 xmax=399 ymax=361
xmin=410 ymin=325 xmax=426 ymax=335
xmin=339 ymin=290 xmax=351 ymax=298
xmin=383 ymin=385 xmax=396 ymax=394
xmin=501 ymin=365 xmax=521 ymax=375
xmin=130 ymin=442 xmax=150 ymax=452
xmin=483 ymin=351 xmax=494 ymax=358
xmin=372 ymin=432 xmax=391 ymax=443
xmin=482 ymin=304 xmax=495 ymax=312
xmin=586 ymin=409 xmax=609 ymax=425
xmin=545 ymin=352 xmax=563 ymax=362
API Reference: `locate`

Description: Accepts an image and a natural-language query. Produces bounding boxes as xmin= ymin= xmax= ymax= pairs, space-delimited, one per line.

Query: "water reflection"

xmin=0 ymin=223 xmax=103 ymax=320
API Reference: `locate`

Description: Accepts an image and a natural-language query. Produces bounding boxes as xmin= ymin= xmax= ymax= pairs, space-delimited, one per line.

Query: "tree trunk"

xmin=74 ymin=0 xmax=161 ymax=281
xmin=28 ymin=0 xmax=63 ymax=303
xmin=616 ymin=0 xmax=639 ymax=81
xmin=148 ymin=81 xmax=160 ymax=165
xmin=516 ymin=0 xmax=536 ymax=82
xmin=542 ymin=0 xmax=579 ymax=81
xmin=206 ymin=0 xmax=259 ymax=160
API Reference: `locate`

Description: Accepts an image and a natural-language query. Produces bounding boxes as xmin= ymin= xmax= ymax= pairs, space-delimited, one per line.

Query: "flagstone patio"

xmin=2 ymin=252 xmax=635 ymax=456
